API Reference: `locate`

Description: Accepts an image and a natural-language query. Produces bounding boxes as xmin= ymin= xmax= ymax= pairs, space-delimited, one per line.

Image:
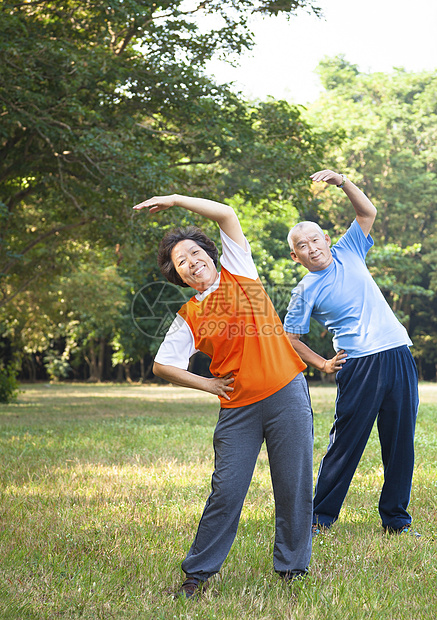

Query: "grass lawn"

xmin=0 ymin=382 xmax=436 ymax=619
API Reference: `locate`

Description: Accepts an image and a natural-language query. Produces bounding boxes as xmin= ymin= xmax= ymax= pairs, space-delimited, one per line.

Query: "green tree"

xmin=3 ymin=246 xmax=127 ymax=382
xmin=0 ymin=0 xmax=321 ymax=309
xmin=1 ymin=1 xmax=326 ymax=378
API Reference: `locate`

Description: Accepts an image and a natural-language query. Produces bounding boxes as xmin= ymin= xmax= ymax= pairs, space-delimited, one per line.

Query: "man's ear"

xmin=290 ymin=251 xmax=301 ymax=264
xmin=325 ymin=233 xmax=332 ymax=246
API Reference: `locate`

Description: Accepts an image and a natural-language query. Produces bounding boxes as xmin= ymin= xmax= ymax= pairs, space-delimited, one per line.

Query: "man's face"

xmin=171 ymin=239 xmax=218 ymax=292
xmin=290 ymin=224 xmax=333 ymax=272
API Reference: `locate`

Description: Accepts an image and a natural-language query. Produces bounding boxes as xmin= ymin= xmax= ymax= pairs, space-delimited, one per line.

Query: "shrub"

xmin=44 ymin=351 xmax=71 ymax=381
xmin=0 ymin=363 xmax=19 ymax=403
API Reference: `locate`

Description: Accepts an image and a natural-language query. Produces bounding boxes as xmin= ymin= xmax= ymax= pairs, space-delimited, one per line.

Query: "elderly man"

xmin=283 ymin=169 xmax=419 ymax=537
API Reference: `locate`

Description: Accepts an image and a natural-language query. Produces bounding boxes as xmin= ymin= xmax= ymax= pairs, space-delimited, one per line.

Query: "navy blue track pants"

xmin=313 ymin=345 xmax=419 ymax=530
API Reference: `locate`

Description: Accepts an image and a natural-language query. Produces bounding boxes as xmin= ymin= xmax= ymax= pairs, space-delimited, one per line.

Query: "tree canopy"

xmin=2 ymin=3 xmax=437 ymax=384
xmin=1 ymin=0 xmax=326 ymax=384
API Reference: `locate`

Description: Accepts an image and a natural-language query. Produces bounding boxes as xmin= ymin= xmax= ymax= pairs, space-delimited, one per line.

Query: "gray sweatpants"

xmin=181 ymin=373 xmax=313 ymax=579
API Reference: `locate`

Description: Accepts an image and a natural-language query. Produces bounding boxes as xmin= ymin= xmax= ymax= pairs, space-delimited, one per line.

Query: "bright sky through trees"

xmin=204 ymin=0 xmax=437 ymax=103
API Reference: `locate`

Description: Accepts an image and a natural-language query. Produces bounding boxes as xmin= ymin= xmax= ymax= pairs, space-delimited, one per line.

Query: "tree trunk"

xmin=143 ymin=358 xmax=154 ymax=382
xmin=24 ymin=355 xmax=37 ymax=382
xmin=116 ymin=364 xmax=124 ymax=382
xmin=97 ymin=337 xmax=105 ymax=382
xmin=417 ymin=358 xmax=423 ymax=382
xmin=87 ymin=342 xmax=99 ymax=382
xmin=123 ymin=362 xmax=133 ymax=383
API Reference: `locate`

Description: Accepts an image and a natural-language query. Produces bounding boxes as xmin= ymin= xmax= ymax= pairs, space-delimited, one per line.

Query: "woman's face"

xmin=171 ymin=239 xmax=218 ymax=293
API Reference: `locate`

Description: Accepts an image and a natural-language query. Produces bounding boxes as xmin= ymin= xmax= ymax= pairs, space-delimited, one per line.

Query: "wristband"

xmin=337 ymin=174 xmax=347 ymax=188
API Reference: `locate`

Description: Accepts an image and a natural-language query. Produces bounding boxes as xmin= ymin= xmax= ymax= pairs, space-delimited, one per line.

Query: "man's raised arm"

xmin=310 ymin=169 xmax=377 ymax=237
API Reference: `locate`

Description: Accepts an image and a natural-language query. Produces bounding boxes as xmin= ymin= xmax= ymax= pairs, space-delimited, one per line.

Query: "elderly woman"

xmin=134 ymin=194 xmax=313 ymax=598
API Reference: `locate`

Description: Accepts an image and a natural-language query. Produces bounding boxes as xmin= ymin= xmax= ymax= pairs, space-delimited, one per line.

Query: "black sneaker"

xmin=173 ymin=576 xmax=209 ymax=599
xmin=279 ymin=570 xmax=308 ymax=583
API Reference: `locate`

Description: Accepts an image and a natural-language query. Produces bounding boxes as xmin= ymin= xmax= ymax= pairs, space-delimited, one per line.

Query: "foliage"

xmin=43 ymin=350 xmax=72 ymax=381
xmin=0 ymin=335 xmax=19 ymax=402
xmin=1 ymin=0 xmax=325 ymax=379
xmin=3 ymin=11 xmax=437 ymax=380
xmin=0 ymin=0 xmax=320 ymax=308
xmin=0 ymin=363 xmax=19 ymax=403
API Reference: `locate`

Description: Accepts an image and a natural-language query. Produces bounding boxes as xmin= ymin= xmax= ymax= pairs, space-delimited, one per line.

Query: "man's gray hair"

xmin=287 ymin=221 xmax=326 ymax=252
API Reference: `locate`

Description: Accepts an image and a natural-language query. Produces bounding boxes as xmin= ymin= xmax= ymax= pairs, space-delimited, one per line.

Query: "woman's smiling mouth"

xmin=193 ymin=265 xmax=205 ymax=276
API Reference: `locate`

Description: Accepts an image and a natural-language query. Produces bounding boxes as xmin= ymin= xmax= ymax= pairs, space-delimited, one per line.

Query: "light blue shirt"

xmin=284 ymin=220 xmax=412 ymax=358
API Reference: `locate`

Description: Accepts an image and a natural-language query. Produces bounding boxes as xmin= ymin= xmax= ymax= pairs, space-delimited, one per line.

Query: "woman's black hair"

xmin=157 ymin=226 xmax=219 ymax=287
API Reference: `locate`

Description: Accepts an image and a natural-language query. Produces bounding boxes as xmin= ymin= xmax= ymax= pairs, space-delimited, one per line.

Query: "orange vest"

xmin=178 ymin=267 xmax=306 ymax=408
